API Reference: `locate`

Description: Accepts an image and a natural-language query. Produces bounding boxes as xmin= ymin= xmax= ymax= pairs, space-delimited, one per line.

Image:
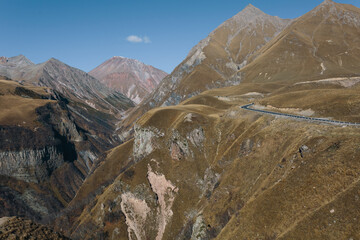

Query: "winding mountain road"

xmin=241 ymin=103 xmax=360 ymax=126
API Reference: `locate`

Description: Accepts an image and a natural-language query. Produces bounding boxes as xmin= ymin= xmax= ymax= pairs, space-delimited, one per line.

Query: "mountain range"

xmin=2 ymin=0 xmax=360 ymax=239
xmin=0 ymin=55 xmax=134 ymax=115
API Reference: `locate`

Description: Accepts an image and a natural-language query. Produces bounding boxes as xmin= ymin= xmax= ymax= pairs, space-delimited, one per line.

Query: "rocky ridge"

xmin=0 ymin=56 xmax=134 ymax=115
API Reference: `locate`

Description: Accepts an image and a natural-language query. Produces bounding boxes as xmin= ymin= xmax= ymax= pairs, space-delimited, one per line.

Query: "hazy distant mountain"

xmin=89 ymin=56 xmax=167 ymax=104
xmin=0 ymin=56 xmax=134 ymax=114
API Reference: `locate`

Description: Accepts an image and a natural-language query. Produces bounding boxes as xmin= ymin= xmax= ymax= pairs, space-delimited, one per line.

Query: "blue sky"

xmin=1 ymin=0 xmax=359 ymax=73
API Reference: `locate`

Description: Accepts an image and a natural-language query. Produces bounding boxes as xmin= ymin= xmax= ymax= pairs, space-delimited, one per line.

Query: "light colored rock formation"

xmin=147 ymin=165 xmax=178 ymax=240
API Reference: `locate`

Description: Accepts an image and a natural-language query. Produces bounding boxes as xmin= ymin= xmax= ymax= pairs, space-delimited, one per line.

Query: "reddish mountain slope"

xmin=89 ymin=56 xmax=167 ymax=104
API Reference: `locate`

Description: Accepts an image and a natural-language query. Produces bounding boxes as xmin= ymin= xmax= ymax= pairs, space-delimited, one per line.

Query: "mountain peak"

xmin=240 ymin=3 xmax=265 ymax=15
xmin=243 ymin=3 xmax=259 ymax=11
xmin=111 ymin=56 xmax=125 ymax=59
xmin=322 ymin=0 xmax=334 ymax=4
xmin=89 ymin=56 xmax=167 ymax=104
xmin=225 ymin=3 xmax=287 ymax=27
xmin=310 ymin=0 xmax=360 ymax=23
xmin=107 ymin=56 xmax=144 ymax=66
xmin=219 ymin=3 xmax=289 ymax=32
xmin=318 ymin=0 xmax=336 ymax=8
xmin=44 ymin=58 xmax=64 ymax=67
xmin=7 ymin=55 xmax=34 ymax=66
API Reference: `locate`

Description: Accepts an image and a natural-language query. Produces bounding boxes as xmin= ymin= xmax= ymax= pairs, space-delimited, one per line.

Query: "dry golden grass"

xmin=0 ymin=80 xmax=53 ymax=127
xmin=66 ymin=75 xmax=359 ymax=239
xmin=0 ymin=96 xmax=52 ymax=125
xmin=68 ymin=71 xmax=360 ymax=239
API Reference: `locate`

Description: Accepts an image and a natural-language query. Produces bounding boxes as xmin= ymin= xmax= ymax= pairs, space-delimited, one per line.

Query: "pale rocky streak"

xmin=120 ymin=192 xmax=150 ymax=240
xmin=191 ymin=215 xmax=207 ymax=240
xmin=147 ymin=165 xmax=178 ymax=240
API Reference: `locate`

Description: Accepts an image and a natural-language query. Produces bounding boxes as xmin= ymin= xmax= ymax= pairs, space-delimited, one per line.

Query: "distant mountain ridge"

xmin=0 ymin=55 xmax=134 ymax=115
xmin=89 ymin=56 xmax=167 ymax=104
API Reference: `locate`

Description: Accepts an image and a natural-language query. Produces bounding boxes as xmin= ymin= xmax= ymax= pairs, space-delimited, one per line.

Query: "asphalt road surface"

xmin=241 ymin=103 xmax=359 ymax=126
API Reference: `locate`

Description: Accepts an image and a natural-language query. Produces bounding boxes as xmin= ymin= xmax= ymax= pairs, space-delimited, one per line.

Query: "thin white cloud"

xmin=143 ymin=36 xmax=151 ymax=43
xmin=126 ymin=35 xmax=151 ymax=43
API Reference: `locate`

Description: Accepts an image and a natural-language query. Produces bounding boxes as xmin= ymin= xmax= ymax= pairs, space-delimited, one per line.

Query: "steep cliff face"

xmin=89 ymin=56 xmax=167 ymax=104
xmin=0 ymin=79 xmax=125 ymax=224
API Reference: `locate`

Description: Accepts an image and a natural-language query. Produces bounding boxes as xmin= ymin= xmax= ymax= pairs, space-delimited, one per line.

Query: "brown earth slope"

xmin=57 ymin=1 xmax=360 ymax=239
xmin=61 ymin=76 xmax=360 ymax=239
xmin=240 ymin=0 xmax=360 ymax=84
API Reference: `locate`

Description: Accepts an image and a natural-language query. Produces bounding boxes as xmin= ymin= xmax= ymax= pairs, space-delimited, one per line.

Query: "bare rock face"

xmin=0 ymin=146 xmax=64 ymax=183
xmin=0 ymin=101 xmax=83 ymax=184
xmin=89 ymin=56 xmax=167 ymax=104
xmin=0 ymin=57 xmax=8 ymax=64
